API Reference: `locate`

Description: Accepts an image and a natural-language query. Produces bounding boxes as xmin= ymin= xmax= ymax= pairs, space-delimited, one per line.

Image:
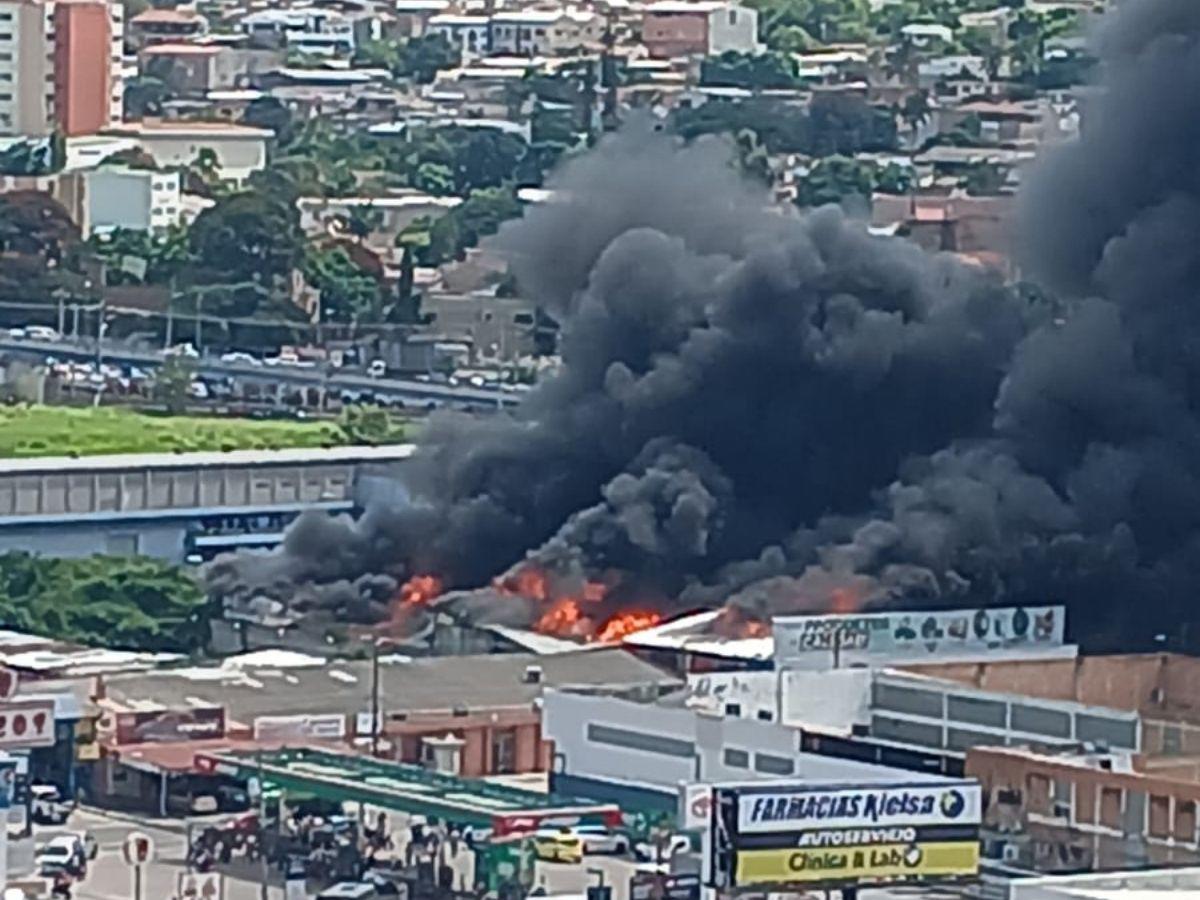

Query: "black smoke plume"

xmin=210 ymin=0 xmax=1200 ymax=649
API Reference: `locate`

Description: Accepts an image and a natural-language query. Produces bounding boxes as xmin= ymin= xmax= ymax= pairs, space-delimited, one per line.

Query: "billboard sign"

xmin=773 ymin=605 xmax=1065 ymax=670
xmin=711 ymin=780 xmax=981 ymax=889
xmin=734 ymin=841 xmax=979 ymax=885
xmin=110 ymin=706 xmax=225 ymax=744
xmin=253 ymin=714 xmax=346 ymax=742
xmin=737 ymin=782 xmax=980 ymax=834
xmin=0 ymin=701 xmax=55 ymax=749
xmin=679 ymin=783 xmax=713 ymax=831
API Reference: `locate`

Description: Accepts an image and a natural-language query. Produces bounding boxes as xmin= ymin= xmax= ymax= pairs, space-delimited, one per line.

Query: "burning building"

xmin=209 ymin=0 xmax=1200 ymax=653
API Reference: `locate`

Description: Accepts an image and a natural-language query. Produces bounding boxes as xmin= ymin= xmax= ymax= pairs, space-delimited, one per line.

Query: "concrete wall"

xmin=0 ymin=519 xmax=188 ymax=561
xmin=907 ymin=654 xmax=1200 ymax=717
xmin=706 ymin=4 xmax=758 ymax=54
xmin=0 ymin=462 xmax=354 ymax=520
xmin=783 ymin=667 xmax=872 ymax=731
xmin=544 ymin=689 xmax=917 ymax=801
xmin=86 ymin=169 xmax=152 ymax=235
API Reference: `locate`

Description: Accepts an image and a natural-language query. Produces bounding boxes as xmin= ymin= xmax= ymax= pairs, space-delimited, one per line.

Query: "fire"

xmin=399 ymin=574 xmax=442 ymax=607
xmin=594 ymin=610 xmax=663 ymax=643
xmin=582 ymin=581 xmax=607 ymax=603
xmin=498 ymin=567 xmax=550 ymax=602
xmin=535 ymin=598 xmax=585 ymax=634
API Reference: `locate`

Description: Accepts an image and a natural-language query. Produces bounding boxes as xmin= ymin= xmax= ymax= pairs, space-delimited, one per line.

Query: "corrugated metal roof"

xmin=0 ymin=443 xmax=415 ymax=475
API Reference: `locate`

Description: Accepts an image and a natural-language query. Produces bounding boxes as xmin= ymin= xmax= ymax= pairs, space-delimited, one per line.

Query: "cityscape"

xmin=0 ymin=0 xmax=1190 ymax=899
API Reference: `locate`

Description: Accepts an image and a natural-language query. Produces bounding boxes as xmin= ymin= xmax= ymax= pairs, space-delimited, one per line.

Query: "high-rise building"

xmin=0 ymin=0 xmax=121 ymax=138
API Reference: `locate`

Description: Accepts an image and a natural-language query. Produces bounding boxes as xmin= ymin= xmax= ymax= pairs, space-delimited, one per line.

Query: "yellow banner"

xmin=735 ymin=841 xmax=979 ymax=885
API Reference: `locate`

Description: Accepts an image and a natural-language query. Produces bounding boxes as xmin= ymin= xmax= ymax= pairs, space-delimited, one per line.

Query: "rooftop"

xmin=102 ymin=648 xmax=681 ymax=723
xmin=109 ymin=121 xmax=275 ymax=138
xmin=622 ymin=609 xmax=773 ymax=661
xmin=131 ymin=8 xmax=205 ymax=24
xmin=0 ymin=443 xmax=415 ymax=476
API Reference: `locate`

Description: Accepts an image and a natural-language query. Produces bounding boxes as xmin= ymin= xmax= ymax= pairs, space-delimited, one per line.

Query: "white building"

xmin=489 ymin=9 xmax=602 ymax=56
xmin=427 ymin=14 xmax=490 ymax=56
xmin=82 ymin=167 xmax=181 ymax=237
xmin=297 ymin=194 xmax=462 ymax=248
xmin=104 ymin=121 xmax=271 ymax=184
xmin=0 ymin=0 xmax=122 ymax=138
xmin=542 ymin=686 xmax=940 ymax=813
xmin=240 ymin=7 xmax=355 ymax=55
xmin=641 ymin=1 xmax=759 ymax=60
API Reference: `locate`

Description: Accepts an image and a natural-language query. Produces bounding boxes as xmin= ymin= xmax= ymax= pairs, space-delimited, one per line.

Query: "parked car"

xmin=6 ymin=328 xmax=26 ymax=340
xmin=36 ymin=834 xmax=86 ymax=877
xmin=530 ymin=828 xmax=583 ymax=864
xmin=30 ymin=784 xmax=72 ymax=825
xmin=569 ymin=825 xmax=630 ymax=855
xmin=26 ymin=326 xmax=59 ymax=341
xmin=367 ymin=359 xmax=387 ymax=379
xmin=316 ymin=883 xmax=379 ymax=900
xmin=220 ymin=351 xmax=261 ymax=367
xmin=165 ymin=342 xmax=199 ymax=358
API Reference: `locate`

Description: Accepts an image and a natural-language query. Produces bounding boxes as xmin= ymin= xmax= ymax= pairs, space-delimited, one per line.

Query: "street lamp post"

xmin=371 ymin=638 xmax=381 ymax=757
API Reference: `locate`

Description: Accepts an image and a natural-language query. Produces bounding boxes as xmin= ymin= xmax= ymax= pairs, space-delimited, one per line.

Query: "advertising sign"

xmin=773 ymin=605 xmax=1065 ymax=670
xmin=0 ymin=701 xmax=55 ymax=749
xmin=253 ymin=714 xmax=346 ymax=742
xmin=111 ymin=707 xmax=225 ymax=745
xmin=737 ymin=782 xmax=980 ymax=834
xmin=679 ymin=783 xmax=713 ymax=831
xmin=734 ymin=841 xmax=979 ymax=885
xmin=710 ymin=780 xmax=981 ymax=890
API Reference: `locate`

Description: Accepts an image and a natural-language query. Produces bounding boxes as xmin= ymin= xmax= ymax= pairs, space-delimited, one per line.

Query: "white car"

xmin=568 ymin=825 xmax=630 ymax=855
xmin=7 ymin=327 xmax=26 ymax=340
xmin=220 ymin=352 xmax=261 ymax=366
xmin=26 ymin=326 xmax=59 ymax=341
xmin=36 ymin=835 xmax=84 ymax=875
xmin=166 ymin=342 xmax=199 ymax=358
xmin=368 ymin=359 xmax=387 ymax=379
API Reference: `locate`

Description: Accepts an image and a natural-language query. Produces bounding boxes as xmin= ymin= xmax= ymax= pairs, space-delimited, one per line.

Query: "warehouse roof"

xmin=101 ymin=648 xmax=680 ymax=724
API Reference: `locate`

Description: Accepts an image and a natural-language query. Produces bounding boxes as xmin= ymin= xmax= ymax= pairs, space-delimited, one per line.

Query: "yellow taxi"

xmin=530 ymin=827 xmax=584 ymax=863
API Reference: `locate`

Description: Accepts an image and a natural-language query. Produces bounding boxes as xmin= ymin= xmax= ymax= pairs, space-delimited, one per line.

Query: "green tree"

xmin=0 ymin=552 xmax=210 ymax=653
xmin=413 ymin=161 xmax=456 ymax=195
xmin=394 ymin=33 xmax=460 ymax=84
xmin=0 ymin=191 xmax=79 ymax=259
xmin=407 ymin=186 xmax=523 ymax=266
xmin=153 ymin=355 xmax=197 ymax=414
xmin=795 ymin=155 xmax=875 ymax=208
xmin=89 ymin=225 xmax=191 ymax=285
xmin=700 ymin=50 xmax=801 ymax=89
xmin=383 ymin=248 xmax=421 ymax=324
xmin=962 ymin=162 xmax=1007 ymax=195
xmin=338 ymin=405 xmax=406 ymax=445
xmin=768 ymin=24 xmax=812 ymax=53
xmin=124 ymin=76 xmax=168 ymax=119
xmin=303 ymin=244 xmax=381 ymax=323
xmin=242 ymin=96 xmax=296 ymax=146
xmin=188 ymin=191 xmax=303 ymax=286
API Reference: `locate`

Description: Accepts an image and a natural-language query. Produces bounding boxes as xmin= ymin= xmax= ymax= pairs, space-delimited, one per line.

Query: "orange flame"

xmin=534 ymin=598 xmax=585 ymax=634
xmin=498 ymin=567 xmax=550 ymax=602
xmin=594 ymin=610 xmax=663 ymax=643
xmin=399 ymin=574 xmax=443 ymax=607
xmin=582 ymin=581 xmax=607 ymax=603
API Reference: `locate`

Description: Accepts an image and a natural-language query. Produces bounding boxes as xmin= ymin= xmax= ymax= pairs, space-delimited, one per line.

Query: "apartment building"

xmin=82 ymin=166 xmax=182 ymax=237
xmin=641 ymin=0 xmax=759 ymax=59
xmin=0 ymin=0 xmax=122 ymax=137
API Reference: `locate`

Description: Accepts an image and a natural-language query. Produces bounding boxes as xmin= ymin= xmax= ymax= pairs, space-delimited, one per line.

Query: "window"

xmin=754 ymin=753 xmax=794 ymax=776
xmin=724 ymin=702 xmax=741 ymax=717
xmin=1077 ymin=713 xmax=1138 ymax=750
xmin=491 ymin=728 xmax=516 ymax=774
xmin=948 ymin=694 xmax=1006 ymax=729
xmin=586 ymin=723 xmax=694 ymax=758
xmin=757 ymin=709 xmax=774 ymax=722
xmin=0 ymin=93 xmax=13 ymax=102
xmin=722 ymin=748 xmax=748 ymax=769
xmin=946 ymin=727 xmax=1000 ymax=752
xmin=1175 ymin=799 xmax=1196 ymax=843
xmin=1011 ymin=704 xmax=1071 ymax=739
xmin=1163 ymin=725 xmax=1182 ymax=755
xmin=871 ymin=715 xmax=942 ymax=748
xmin=728 ymin=9 xmax=736 ymax=23
xmin=871 ymin=682 xmax=943 ymax=718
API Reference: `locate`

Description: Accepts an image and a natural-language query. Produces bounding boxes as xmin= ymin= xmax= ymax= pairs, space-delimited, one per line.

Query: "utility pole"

xmin=193 ymin=292 xmax=203 ymax=355
xmin=257 ymin=749 xmax=269 ymax=900
xmin=165 ymin=276 xmax=176 ymax=349
xmin=94 ymin=296 xmax=106 ymax=368
xmin=370 ymin=638 xmax=381 ymax=757
xmin=55 ymin=290 xmax=65 ymax=336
